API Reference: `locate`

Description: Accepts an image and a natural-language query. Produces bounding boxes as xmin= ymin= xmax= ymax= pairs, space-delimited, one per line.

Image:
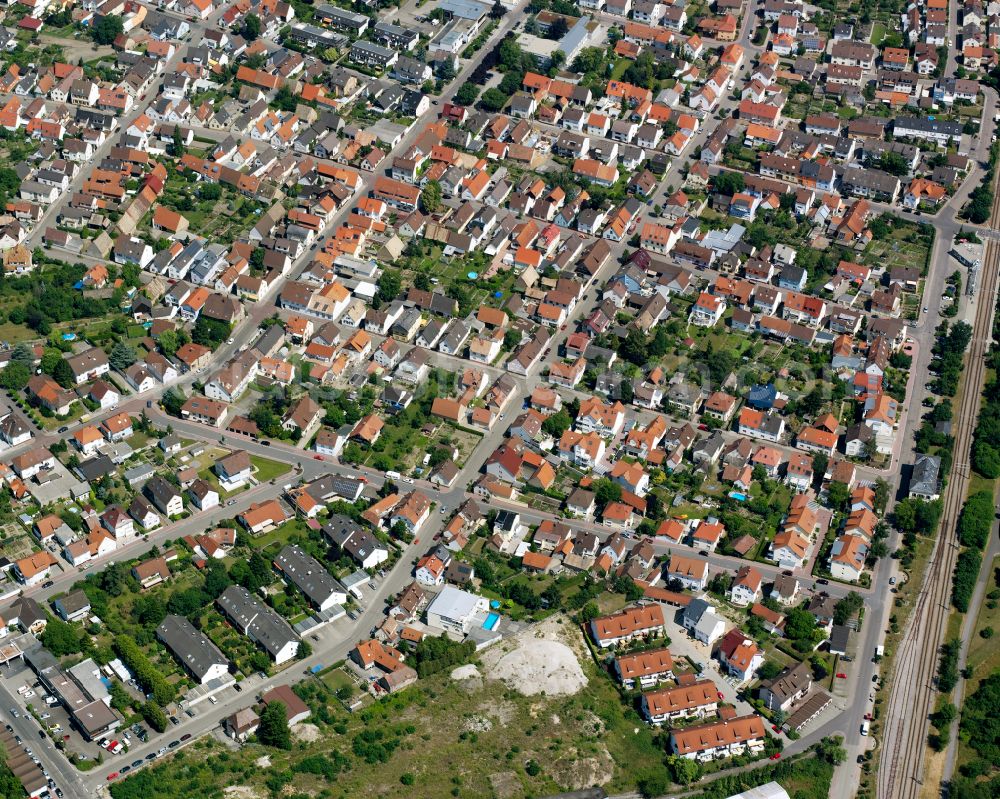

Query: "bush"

xmin=937 ymin=639 xmax=961 ymax=692
xmin=952 ymin=550 xmax=982 ymax=612
xmin=413 ymin=635 xmax=476 ymax=678
xmin=957 ymin=491 xmax=994 ymax=551
xmin=140 ymin=701 xmax=167 ymax=733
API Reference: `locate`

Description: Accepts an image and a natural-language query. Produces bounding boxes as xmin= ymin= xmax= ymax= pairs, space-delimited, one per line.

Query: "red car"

xmin=772 ymin=725 xmax=781 ymax=732
xmin=717 ymin=691 xmax=724 ymax=699
xmin=770 ymin=753 xmax=781 ymax=761
xmin=107 ymin=773 xmax=120 ymax=781
xmin=313 ymin=455 xmax=324 ymax=460
xmin=836 ymin=673 xmax=847 ymax=679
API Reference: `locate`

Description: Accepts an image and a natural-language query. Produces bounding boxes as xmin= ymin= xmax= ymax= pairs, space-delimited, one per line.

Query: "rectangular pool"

xmin=483 ymin=612 xmax=500 ymax=631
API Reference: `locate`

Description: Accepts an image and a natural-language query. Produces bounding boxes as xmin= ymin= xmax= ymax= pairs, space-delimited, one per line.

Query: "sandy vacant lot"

xmin=486 ymin=618 xmax=588 ymax=696
xmin=292 ymin=722 xmax=320 ymax=742
xmin=451 ymin=664 xmax=481 ymax=680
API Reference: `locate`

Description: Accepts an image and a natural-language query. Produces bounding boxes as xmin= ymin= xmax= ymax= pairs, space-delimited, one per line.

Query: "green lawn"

xmin=870 ymin=22 xmax=886 ymax=44
xmin=250 ymin=455 xmax=292 ymax=483
xmin=249 ymin=518 xmax=310 ymax=551
xmin=610 ymin=57 xmax=632 ymax=80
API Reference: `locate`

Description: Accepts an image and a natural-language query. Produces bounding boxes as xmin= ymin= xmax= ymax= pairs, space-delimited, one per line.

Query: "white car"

xmin=23 ymin=691 xmax=34 ymax=698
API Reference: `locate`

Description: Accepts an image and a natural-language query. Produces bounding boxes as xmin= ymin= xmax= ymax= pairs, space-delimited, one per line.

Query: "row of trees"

xmin=113 ymin=635 xmax=176 ymax=706
xmin=930 ymin=320 xmax=973 ymax=396
xmin=971 ymin=291 xmax=1000 ymax=476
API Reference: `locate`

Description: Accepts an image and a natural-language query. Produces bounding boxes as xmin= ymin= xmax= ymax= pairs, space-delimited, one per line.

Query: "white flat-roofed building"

xmin=425 ymin=585 xmax=489 ymax=635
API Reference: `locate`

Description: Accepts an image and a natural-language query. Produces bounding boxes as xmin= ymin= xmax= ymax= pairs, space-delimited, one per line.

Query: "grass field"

xmin=250 ymin=455 xmax=292 ymax=483
xmin=870 ymin=22 xmax=886 ymax=44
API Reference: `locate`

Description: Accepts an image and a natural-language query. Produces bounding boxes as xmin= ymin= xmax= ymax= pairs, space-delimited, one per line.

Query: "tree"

xmin=667 ymin=755 xmax=702 ymax=784
xmin=52 ymin=357 xmax=75 ymax=389
xmin=834 ymin=592 xmax=864 ymax=625
xmin=192 ymin=315 xmax=231 ymax=347
xmin=826 ymin=481 xmax=849 ymax=511
xmin=11 ymin=342 xmax=35 ymax=366
xmin=93 ymin=14 xmax=124 ymax=45
xmin=41 ymin=618 xmax=83 ymax=657
xmin=869 ymin=215 xmax=891 ymax=239
xmin=40 ymin=348 xmax=62 ymax=375
xmin=498 ymin=37 xmax=526 ymax=72
xmin=203 ymin=560 xmax=232 ymax=598
xmin=258 ymin=701 xmax=292 ymax=749
xmin=109 ymin=342 xmax=137 ymax=371
xmin=419 ymin=180 xmax=442 ymax=214
xmin=548 ymin=16 xmax=569 ymax=39
xmin=816 ymin=735 xmax=847 ymax=765
xmin=169 ymin=125 xmax=185 ymax=158
xmin=542 ymin=409 xmax=572 ymax=437
xmin=713 ymin=170 xmax=745 ymax=196
xmin=592 ymin=477 xmax=622 ymax=507
xmin=199 ymin=183 xmax=222 ymax=201
xmin=377 ymin=269 xmax=402 ymax=303
xmin=812 ymin=452 xmax=828 ymax=480
xmin=162 ymin=387 xmax=186 ymax=417
xmin=241 ymin=12 xmax=261 ymax=40
xmin=0 ymin=361 xmax=30 ymax=392
xmin=503 ymin=328 xmax=521 ymax=350
xmin=876 ymin=151 xmax=910 ymax=176
xmin=158 ymin=329 xmax=179 ymax=358
xmin=784 ymin=607 xmax=820 ymax=651
xmin=579 ymin=601 xmax=600 ymax=623
xmin=454 ymin=82 xmax=480 ymax=106
xmin=142 ymin=701 xmax=168 ymax=733
xmin=297 ymin=640 xmax=312 ymax=659
xmin=480 ymin=87 xmax=508 ymax=111
xmin=489 ymin=0 xmax=507 ymax=18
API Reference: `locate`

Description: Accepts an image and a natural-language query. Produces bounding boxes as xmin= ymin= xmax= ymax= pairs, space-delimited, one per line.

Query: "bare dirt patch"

xmin=549 ymin=743 xmax=615 ymax=790
xmin=253 ymin=755 xmax=271 ymax=768
xmin=224 ymin=786 xmax=263 ymax=799
xmin=489 ymin=769 xmax=523 ymax=799
xmin=488 ymin=636 xmax=587 ymax=697
xmin=451 ymin=664 xmax=481 ymax=680
xmin=462 ymin=714 xmax=493 ymax=733
xmin=292 ymin=722 xmax=320 ymax=742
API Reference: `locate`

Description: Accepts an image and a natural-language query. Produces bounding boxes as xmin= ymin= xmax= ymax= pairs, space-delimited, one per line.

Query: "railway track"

xmin=877 ymin=170 xmax=1000 ymax=798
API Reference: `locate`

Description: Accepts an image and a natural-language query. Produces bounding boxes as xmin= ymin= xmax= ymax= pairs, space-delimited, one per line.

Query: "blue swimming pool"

xmin=483 ymin=612 xmax=500 ymax=631
xmin=729 ymin=492 xmax=748 ymax=501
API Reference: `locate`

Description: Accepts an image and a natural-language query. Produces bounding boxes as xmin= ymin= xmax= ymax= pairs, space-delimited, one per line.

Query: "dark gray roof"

xmin=274 ymin=544 xmax=346 ymax=609
xmin=909 ymin=453 xmax=940 ymax=496
xmin=157 ymin=614 xmax=229 ymax=681
xmin=76 ymin=455 xmax=116 ymax=482
xmin=216 ymin=586 xmax=298 ymax=660
xmin=304 ymin=474 xmax=364 ymax=503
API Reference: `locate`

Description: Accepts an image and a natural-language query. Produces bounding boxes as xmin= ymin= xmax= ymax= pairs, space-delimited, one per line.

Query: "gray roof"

xmin=760 ymin=660 xmax=811 ymax=704
xmin=157 ymin=614 xmax=229 ymax=681
xmin=829 ymin=623 xmax=850 ymax=654
xmin=909 ymin=453 xmax=940 ymax=496
xmin=304 ymin=474 xmax=364 ymax=503
xmin=894 ymin=116 xmax=963 ymax=137
xmin=323 ymin=516 xmax=386 ymax=564
xmin=683 ymin=597 xmax=712 ymax=625
xmin=144 ymin=474 xmax=181 ymax=511
xmin=273 ymin=544 xmax=346 ymax=609
xmin=53 ymin=589 xmax=91 ymax=616
xmin=216 ymin=585 xmax=298 ymax=659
